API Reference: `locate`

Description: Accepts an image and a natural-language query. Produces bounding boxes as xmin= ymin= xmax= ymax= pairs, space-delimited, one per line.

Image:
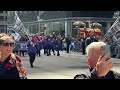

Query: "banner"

xmin=15 ymin=41 xmax=28 ymax=51
xmin=20 ymin=42 xmax=28 ymax=50
xmin=11 ymin=31 xmax=21 ymax=41
xmin=12 ymin=11 xmax=26 ymax=35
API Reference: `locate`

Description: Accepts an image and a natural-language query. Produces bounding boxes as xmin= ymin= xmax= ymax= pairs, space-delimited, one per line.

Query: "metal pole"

xmin=4 ymin=12 xmax=6 ymax=34
xmin=89 ymin=18 xmax=91 ymax=28
xmin=38 ymin=11 xmax=41 ymax=35
xmin=3 ymin=11 xmax=5 ymax=33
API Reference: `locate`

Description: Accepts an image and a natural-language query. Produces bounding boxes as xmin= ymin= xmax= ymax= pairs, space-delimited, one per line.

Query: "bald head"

xmin=86 ymin=42 xmax=106 ymax=68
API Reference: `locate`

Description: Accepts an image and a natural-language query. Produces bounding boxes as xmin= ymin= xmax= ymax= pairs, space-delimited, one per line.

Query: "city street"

xmin=21 ymin=50 xmax=120 ymax=79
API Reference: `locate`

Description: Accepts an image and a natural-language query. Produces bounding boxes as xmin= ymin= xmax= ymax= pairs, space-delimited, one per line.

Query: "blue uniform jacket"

xmin=27 ymin=41 xmax=37 ymax=54
xmin=55 ymin=40 xmax=61 ymax=51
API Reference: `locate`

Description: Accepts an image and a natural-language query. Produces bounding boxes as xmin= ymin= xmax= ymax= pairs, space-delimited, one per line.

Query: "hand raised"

xmin=96 ymin=52 xmax=113 ymax=77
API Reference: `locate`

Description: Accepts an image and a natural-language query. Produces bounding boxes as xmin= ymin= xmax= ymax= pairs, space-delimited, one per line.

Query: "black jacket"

xmin=85 ymin=37 xmax=97 ymax=46
xmin=0 ymin=55 xmax=19 ymax=79
xmin=74 ymin=67 xmax=120 ymax=79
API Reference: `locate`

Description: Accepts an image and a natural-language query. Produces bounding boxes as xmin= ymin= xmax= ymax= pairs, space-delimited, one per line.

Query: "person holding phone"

xmin=74 ymin=42 xmax=120 ymax=79
xmin=0 ymin=33 xmax=27 ymax=79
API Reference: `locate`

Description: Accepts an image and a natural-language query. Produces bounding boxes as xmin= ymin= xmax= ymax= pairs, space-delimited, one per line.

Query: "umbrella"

xmin=91 ymin=22 xmax=102 ymax=28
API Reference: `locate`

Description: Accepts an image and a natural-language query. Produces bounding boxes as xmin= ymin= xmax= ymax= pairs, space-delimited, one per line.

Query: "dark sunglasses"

xmin=2 ymin=43 xmax=14 ymax=47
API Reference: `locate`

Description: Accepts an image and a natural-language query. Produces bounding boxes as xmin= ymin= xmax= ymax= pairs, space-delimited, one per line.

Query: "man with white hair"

xmin=74 ymin=42 xmax=120 ymax=79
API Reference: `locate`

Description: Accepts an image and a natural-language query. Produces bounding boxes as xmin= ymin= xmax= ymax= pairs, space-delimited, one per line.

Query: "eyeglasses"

xmin=2 ymin=42 xmax=14 ymax=47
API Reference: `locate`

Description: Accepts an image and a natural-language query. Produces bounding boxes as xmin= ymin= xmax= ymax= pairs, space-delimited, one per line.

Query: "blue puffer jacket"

xmin=27 ymin=41 xmax=37 ymax=54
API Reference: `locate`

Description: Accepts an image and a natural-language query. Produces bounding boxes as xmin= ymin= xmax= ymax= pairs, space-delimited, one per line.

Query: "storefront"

xmin=7 ymin=17 xmax=115 ymax=37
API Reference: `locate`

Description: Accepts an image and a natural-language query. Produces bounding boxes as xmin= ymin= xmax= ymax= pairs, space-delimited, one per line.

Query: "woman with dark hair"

xmin=0 ymin=33 xmax=27 ymax=79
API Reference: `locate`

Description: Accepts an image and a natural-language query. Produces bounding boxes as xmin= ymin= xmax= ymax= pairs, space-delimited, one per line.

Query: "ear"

xmin=88 ymin=58 xmax=92 ymax=65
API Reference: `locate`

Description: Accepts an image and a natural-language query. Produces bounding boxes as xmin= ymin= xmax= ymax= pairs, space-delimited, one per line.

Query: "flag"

xmin=12 ymin=11 xmax=26 ymax=35
xmin=104 ymin=17 xmax=120 ymax=47
xmin=11 ymin=30 xmax=21 ymax=41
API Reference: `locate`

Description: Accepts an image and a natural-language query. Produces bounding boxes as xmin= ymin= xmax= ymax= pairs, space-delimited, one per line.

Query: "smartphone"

xmin=100 ymin=45 xmax=111 ymax=61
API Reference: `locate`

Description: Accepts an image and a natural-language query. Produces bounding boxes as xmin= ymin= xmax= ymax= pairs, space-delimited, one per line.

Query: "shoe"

xmin=30 ymin=63 xmax=33 ymax=68
xmin=57 ymin=54 xmax=60 ymax=56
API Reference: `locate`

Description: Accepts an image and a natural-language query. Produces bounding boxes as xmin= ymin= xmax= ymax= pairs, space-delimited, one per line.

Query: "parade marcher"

xmin=50 ymin=38 xmax=56 ymax=55
xmin=0 ymin=33 xmax=27 ymax=79
xmin=42 ymin=36 xmax=47 ymax=55
xmin=36 ymin=40 xmax=42 ymax=57
xmin=46 ymin=35 xmax=52 ymax=56
xmin=34 ymin=33 xmax=42 ymax=57
xmin=27 ymin=35 xmax=37 ymax=68
xmin=19 ymin=34 xmax=29 ymax=57
xmin=55 ymin=37 xmax=61 ymax=56
xmin=74 ymin=42 xmax=120 ymax=79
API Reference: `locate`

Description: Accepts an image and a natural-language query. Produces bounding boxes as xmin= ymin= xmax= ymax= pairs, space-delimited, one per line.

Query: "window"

xmin=0 ymin=16 xmax=4 ymax=21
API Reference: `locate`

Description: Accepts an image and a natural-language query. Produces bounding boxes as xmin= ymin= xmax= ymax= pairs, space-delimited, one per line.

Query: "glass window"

xmin=0 ymin=16 xmax=4 ymax=21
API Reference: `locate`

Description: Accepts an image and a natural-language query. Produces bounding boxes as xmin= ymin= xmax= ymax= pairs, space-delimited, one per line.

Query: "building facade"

xmin=7 ymin=11 xmax=116 ymax=37
xmin=0 ymin=11 xmax=7 ymax=33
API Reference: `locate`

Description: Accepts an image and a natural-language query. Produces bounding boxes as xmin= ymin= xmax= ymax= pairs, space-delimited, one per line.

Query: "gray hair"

xmin=86 ymin=42 xmax=106 ymax=58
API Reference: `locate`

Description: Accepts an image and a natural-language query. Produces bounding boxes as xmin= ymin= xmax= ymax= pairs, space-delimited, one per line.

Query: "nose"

xmin=7 ymin=45 xmax=12 ymax=48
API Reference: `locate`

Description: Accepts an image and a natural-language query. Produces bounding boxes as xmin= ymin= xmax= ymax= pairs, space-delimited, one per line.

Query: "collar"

xmin=89 ymin=66 xmax=93 ymax=72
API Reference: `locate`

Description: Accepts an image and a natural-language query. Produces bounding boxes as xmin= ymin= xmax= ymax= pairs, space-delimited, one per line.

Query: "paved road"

xmin=21 ymin=50 xmax=120 ymax=79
